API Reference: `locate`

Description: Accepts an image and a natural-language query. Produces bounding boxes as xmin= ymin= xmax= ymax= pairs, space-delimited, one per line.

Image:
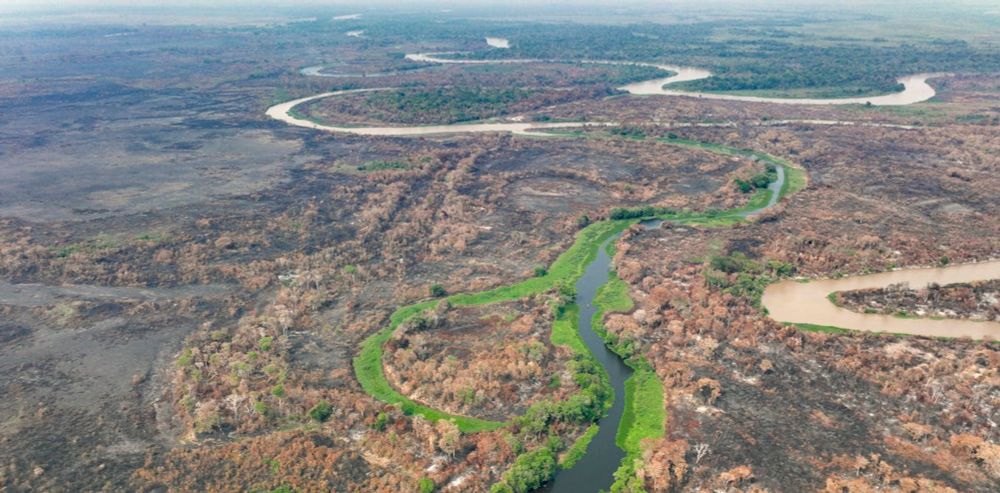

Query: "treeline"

xmin=361 ymin=17 xmax=1000 ymax=95
xmin=734 ymin=164 xmax=777 ymax=194
xmin=353 ymin=86 xmax=613 ymax=124
xmin=485 ymin=24 xmax=1000 ymax=94
xmin=608 ymin=205 xmax=675 ymax=221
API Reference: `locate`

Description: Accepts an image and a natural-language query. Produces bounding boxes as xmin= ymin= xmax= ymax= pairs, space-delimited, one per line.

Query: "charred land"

xmin=1 ymin=7 xmax=999 ymax=493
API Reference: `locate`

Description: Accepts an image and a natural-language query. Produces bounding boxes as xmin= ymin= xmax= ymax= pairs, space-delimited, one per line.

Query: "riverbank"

xmin=763 ymin=260 xmax=1000 ymax=339
xmin=266 ymin=53 xmax=943 ymax=140
xmin=405 ymin=52 xmax=939 ymax=106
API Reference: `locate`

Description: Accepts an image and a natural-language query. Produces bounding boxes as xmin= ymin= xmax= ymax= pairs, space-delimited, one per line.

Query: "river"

xmin=763 ymin=260 xmax=1000 ymax=339
xmin=485 ymin=37 xmax=510 ymax=48
xmin=543 ymin=165 xmax=787 ymax=491
xmin=270 ymin=53 xmax=939 ymax=138
xmin=541 ymin=236 xmax=631 ymax=493
xmin=405 ymin=52 xmax=939 ymax=106
xmin=265 ymin=88 xmax=612 ymax=136
xmin=266 ymin=42 xmax=973 ymax=492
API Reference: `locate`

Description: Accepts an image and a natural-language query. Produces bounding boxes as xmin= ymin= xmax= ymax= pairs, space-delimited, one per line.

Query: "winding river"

xmin=405 ymin=52 xmax=937 ymax=105
xmin=543 ymin=236 xmax=631 ymax=492
xmin=763 ymin=260 xmax=1000 ymax=339
xmin=266 ymin=43 xmax=990 ymax=492
xmin=269 ymin=52 xmax=940 ymax=138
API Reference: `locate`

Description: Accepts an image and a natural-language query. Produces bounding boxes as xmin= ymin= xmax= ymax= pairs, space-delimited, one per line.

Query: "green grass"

xmin=551 ymin=304 xmax=587 ymax=355
xmin=789 ymin=322 xmax=853 ymax=334
xmin=790 ymin=322 xmax=916 ymax=339
xmin=560 ymin=424 xmax=599 ymax=469
xmin=593 ymin=273 xmax=635 ymax=314
xmin=288 ymin=106 xmax=329 ymax=126
xmin=779 ymin=160 xmax=808 ymax=198
xmin=615 ymin=368 xmax=665 ymax=453
xmin=353 ymin=133 xmax=805 ymax=436
xmin=356 ymin=160 xmax=409 ymax=172
xmin=51 ymin=234 xmax=121 ymax=258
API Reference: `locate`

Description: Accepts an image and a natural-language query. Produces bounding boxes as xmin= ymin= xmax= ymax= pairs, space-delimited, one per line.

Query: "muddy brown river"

xmin=269 ymin=50 xmax=941 ymax=138
xmin=763 ymin=260 xmax=1000 ymax=339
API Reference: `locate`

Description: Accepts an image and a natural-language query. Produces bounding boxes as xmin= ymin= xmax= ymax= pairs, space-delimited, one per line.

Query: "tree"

xmin=500 ymin=446 xmax=557 ymax=493
xmin=436 ymin=419 xmax=461 ymax=457
xmin=370 ymin=412 xmax=390 ymax=431
xmin=694 ymin=443 xmax=711 ymax=463
xmin=429 ymin=284 xmax=447 ymax=297
xmin=418 ymin=477 xmax=435 ymax=493
xmin=308 ymin=400 xmax=332 ymax=422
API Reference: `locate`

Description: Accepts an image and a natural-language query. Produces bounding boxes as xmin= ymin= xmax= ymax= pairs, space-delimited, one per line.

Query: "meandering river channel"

xmin=542 ymin=236 xmax=631 ymax=492
xmin=763 ymin=260 xmax=1000 ymax=339
xmin=269 ymin=51 xmax=940 ymax=138
xmin=265 ymin=44 xmax=990 ymax=492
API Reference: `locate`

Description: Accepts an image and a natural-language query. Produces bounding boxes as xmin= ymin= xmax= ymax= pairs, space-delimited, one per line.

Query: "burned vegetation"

xmin=2 ymin=9 xmax=999 ymax=493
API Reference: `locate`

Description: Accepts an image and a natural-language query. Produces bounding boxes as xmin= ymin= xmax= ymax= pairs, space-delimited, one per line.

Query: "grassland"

xmin=616 ymin=369 xmax=665 ymax=458
xmin=789 ymin=322 xmax=854 ymax=334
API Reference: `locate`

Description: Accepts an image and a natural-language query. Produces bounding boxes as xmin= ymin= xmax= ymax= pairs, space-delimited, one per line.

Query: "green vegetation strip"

xmin=353 ymin=219 xmax=634 ymax=432
xmin=353 ymin=135 xmax=802 ymax=439
xmin=559 ymin=424 xmax=599 ymax=469
xmin=616 ymin=370 xmax=665 ymax=453
xmin=550 ymin=304 xmax=588 ymax=357
xmin=788 ymin=322 xmax=853 ymax=334
xmin=589 ymin=271 xmax=666 ymax=493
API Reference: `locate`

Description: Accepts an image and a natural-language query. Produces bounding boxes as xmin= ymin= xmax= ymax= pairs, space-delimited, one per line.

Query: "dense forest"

xmin=305 ymin=86 xmax=613 ymax=124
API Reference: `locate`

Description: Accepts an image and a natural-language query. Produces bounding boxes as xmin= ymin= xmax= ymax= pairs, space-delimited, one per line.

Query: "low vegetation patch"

xmin=734 ymin=163 xmax=778 ymax=194
xmin=355 ymin=160 xmax=409 ymax=172
xmin=705 ymin=252 xmax=795 ymax=308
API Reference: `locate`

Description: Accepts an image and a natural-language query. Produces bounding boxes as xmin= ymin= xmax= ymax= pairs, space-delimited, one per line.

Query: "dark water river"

xmin=545 ymin=165 xmax=786 ymax=492
xmin=541 ymin=236 xmax=631 ymax=493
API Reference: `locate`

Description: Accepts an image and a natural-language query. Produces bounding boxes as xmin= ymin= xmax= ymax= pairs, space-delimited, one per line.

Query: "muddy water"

xmin=405 ymin=52 xmax=713 ymax=96
xmin=265 ymin=88 xmax=612 ymax=136
xmin=271 ymin=54 xmax=939 ymax=137
xmin=763 ymin=260 xmax=1000 ymax=339
xmin=629 ymin=73 xmax=939 ymax=106
xmin=405 ymin=53 xmax=938 ymax=106
xmin=299 ymin=65 xmax=434 ymax=78
xmin=485 ymin=37 xmax=510 ymax=48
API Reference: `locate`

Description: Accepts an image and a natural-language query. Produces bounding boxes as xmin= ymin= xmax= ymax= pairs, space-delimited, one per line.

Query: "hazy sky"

xmin=4 ymin=0 xmax=995 ymax=7
xmin=3 ymin=0 xmax=996 ymax=26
